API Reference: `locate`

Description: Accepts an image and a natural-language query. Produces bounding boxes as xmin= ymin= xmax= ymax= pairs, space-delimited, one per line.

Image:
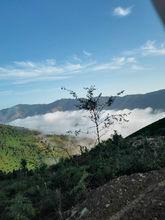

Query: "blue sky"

xmin=0 ymin=0 xmax=165 ymax=109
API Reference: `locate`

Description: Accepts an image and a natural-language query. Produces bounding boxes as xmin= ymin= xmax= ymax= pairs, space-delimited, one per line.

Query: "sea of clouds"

xmin=10 ymin=108 xmax=165 ymax=140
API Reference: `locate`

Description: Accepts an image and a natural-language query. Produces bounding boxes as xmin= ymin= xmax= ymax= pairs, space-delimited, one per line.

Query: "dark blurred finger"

xmin=152 ymin=0 xmax=165 ymax=25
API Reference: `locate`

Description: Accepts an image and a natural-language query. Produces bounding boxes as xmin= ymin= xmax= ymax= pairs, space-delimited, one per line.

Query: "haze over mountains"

xmin=0 ymin=89 xmax=165 ymax=123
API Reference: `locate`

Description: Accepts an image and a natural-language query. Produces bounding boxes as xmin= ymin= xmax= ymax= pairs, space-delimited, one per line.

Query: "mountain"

xmin=105 ymin=89 xmax=165 ymax=110
xmin=0 ymin=89 xmax=165 ymax=123
xmin=0 ymin=99 xmax=78 ymax=123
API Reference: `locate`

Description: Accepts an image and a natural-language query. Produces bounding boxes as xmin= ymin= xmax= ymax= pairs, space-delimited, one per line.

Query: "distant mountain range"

xmin=0 ymin=89 xmax=165 ymax=123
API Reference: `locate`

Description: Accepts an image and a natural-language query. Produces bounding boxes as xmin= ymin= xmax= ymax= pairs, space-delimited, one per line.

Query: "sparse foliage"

xmin=62 ymin=85 xmax=129 ymax=143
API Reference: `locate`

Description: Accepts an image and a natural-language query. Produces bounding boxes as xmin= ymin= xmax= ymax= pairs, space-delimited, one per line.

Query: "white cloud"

xmin=124 ymin=40 xmax=165 ymax=57
xmin=0 ymin=40 xmax=164 ymax=85
xmin=0 ymin=55 xmax=139 ymax=84
xmin=92 ymin=56 xmax=137 ymax=71
xmin=10 ymin=108 xmax=165 ymax=139
xmin=73 ymin=54 xmax=82 ymax=62
xmin=113 ymin=6 xmax=132 ymax=17
xmin=0 ymin=59 xmax=94 ymax=84
xmin=83 ymin=50 xmax=92 ymax=57
xmin=141 ymin=40 xmax=165 ymax=56
xmin=131 ymin=64 xmax=144 ymax=71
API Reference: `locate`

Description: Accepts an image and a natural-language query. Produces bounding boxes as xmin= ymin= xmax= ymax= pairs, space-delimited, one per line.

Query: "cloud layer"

xmin=10 ymin=108 xmax=165 ymax=140
xmin=0 ymin=55 xmax=139 ymax=84
xmin=0 ymin=59 xmax=94 ymax=84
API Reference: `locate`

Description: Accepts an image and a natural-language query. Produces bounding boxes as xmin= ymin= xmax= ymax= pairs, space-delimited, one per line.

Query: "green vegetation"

xmin=0 ymin=131 xmax=165 ymax=219
xmin=0 ymin=124 xmax=46 ymax=172
xmin=0 ymin=124 xmax=94 ymax=173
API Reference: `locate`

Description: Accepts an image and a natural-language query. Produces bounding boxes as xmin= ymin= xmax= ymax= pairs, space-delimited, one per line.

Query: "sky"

xmin=0 ymin=0 xmax=165 ymax=109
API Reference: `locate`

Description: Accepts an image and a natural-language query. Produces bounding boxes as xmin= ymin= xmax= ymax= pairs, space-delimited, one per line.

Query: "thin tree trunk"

xmin=93 ymin=111 xmax=100 ymax=144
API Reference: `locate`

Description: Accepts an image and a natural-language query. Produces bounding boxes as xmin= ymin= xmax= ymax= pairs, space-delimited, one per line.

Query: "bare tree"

xmin=61 ymin=85 xmax=129 ymax=144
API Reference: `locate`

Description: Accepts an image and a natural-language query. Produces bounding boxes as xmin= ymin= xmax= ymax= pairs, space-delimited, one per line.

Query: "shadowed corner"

xmin=152 ymin=0 xmax=165 ymax=26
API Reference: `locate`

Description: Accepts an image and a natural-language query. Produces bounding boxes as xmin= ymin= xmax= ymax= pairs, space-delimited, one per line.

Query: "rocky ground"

xmin=65 ymin=168 xmax=165 ymax=220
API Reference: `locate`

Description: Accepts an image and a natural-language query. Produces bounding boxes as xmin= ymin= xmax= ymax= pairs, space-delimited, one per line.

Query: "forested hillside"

xmin=0 ymin=125 xmax=46 ymax=172
xmin=0 ymin=124 xmax=93 ymax=172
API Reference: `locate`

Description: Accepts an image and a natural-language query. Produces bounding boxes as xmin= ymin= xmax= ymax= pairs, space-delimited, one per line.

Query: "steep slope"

xmin=66 ymin=169 xmax=165 ymax=220
xmin=0 ymin=89 xmax=165 ymax=123
xmin=128 ymin=117 xmax=165 ymax=137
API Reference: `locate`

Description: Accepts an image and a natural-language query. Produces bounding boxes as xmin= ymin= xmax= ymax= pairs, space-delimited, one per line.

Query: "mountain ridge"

xmin=0 ymin=89 xmax=165 ymax=123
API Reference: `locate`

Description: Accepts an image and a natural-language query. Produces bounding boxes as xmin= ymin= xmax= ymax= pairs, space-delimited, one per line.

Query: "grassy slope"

xmin=0 ymin=124 xmax=93 ymax=172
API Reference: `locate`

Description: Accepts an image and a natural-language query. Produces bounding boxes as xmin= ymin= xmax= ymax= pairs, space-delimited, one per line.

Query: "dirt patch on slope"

xmin=65 ymin=168 xmax=165 ymax=220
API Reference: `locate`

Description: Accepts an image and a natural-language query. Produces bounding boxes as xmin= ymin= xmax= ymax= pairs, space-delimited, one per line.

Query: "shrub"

xmin=6 ymin=194 xmax=36 ymax=220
